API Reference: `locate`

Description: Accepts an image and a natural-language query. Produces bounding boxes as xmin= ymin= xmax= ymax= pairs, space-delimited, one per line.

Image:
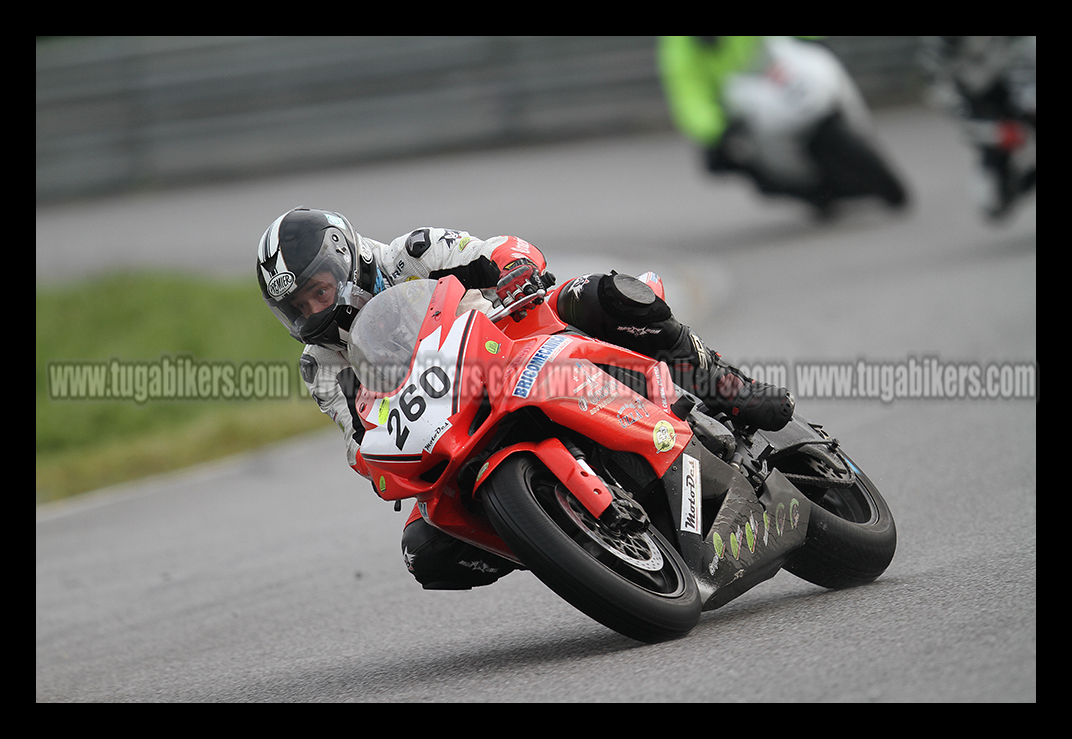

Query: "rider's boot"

xmin=556 ymin=272 xmax=795 ymax=431
xmin=663 ymin=326 xmax=795 ymax=432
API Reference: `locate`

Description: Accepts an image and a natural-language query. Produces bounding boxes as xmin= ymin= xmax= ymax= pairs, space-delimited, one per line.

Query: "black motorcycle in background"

xmin=920 ymin=36 xmax=1036 ymax=221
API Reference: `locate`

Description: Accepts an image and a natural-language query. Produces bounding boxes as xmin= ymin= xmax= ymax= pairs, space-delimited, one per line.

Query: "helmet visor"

xmin=264 ymin=239 xmax=352 ymax=342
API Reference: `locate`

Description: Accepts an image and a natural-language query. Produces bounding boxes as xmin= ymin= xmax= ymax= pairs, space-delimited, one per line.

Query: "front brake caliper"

xmin=599 ymin=490 xmax=650 ymax=535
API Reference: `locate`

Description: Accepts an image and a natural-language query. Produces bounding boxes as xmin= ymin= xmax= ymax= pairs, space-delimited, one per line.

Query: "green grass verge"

xmin=36 ymin=272 xmax=329 ymax=504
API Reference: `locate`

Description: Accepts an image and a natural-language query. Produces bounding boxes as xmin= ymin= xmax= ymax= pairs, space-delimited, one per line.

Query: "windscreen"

xmin=346 ymin=280 xmax=439 ymax=393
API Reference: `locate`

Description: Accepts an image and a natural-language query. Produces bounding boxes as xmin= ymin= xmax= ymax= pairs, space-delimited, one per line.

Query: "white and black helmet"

xmin=256 ymin=208 xmax=379 ymax=350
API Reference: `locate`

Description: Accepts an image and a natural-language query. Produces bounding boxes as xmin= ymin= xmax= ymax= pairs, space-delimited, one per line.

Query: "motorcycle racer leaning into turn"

xmin=256 ymin=208 xmax=795 ymax=591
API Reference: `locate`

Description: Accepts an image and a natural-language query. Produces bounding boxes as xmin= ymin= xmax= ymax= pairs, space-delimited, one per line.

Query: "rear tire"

xmin=810 ymin=111 xmax=908 ymax=207
xmin=483 ymin=454 xmax=701 ymax=643
xmin=780 ymin=453 xmax=896 ymax=589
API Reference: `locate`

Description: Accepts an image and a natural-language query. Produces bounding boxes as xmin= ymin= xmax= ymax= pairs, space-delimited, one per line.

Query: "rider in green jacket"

xmin=658 ymin=36 xmax=769 ymax=155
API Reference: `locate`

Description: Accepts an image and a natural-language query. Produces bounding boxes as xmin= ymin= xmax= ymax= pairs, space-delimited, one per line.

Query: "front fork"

xmin=473 ymin=437 xmax=656 ymax=535
xmin=475 ymin=437 xmax=614 ymax=519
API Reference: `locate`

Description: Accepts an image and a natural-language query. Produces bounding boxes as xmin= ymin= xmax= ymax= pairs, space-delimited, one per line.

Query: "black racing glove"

xmin=428 ymin=255 xmax=501 ymax=290
xmin=495 ymin=263 xmax=556 ymax=306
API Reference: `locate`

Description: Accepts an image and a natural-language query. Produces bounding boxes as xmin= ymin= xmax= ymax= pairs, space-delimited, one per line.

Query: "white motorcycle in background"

xmin=716 ymin=37 xmax=908 ymax=215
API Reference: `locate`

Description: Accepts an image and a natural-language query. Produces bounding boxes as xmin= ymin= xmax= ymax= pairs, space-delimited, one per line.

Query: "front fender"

xmin=474 ymin=438 xmax=613 ymax=519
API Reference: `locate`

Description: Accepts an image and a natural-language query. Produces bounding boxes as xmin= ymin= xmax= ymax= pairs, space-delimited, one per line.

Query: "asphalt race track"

xmin=36 ymin=104 xmax=1036 ymax=702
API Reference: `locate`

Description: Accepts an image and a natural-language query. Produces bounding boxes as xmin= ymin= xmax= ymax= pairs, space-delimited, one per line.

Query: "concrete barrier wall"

xmin=36 ymin=36 xmax=923 ymax=203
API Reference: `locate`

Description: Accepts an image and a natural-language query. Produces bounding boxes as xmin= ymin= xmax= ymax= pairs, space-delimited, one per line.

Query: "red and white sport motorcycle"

xmin=348 ymin=270 xmax=896 ymax=642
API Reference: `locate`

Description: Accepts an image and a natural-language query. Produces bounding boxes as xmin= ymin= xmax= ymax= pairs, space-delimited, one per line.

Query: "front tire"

xmin=483 ymin=454 xmax=701 ymax=643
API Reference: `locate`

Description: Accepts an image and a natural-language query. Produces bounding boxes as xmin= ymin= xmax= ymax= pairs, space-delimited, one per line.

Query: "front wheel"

xmin=482 ymin=454 xmax=701 ymax=643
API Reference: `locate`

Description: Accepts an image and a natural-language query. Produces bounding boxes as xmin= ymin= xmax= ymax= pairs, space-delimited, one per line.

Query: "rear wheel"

xmin=483 ymin=454 xmax=701 ymax=643
xmin=777 ymin=451 xmax=896 ymax=589
xmin=810 ymin=111 xmax=908 ymax=207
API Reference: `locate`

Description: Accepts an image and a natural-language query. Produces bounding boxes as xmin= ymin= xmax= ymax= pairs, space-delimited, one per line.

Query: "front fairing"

xmin=348 ymin=277 xmax=520 ymax=558
xmin=351 ymin=279 xmax=497 ymax=486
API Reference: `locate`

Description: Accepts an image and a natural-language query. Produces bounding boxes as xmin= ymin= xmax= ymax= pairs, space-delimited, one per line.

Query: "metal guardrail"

xmin=36 ymin=36 xmax=923 ymax=203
